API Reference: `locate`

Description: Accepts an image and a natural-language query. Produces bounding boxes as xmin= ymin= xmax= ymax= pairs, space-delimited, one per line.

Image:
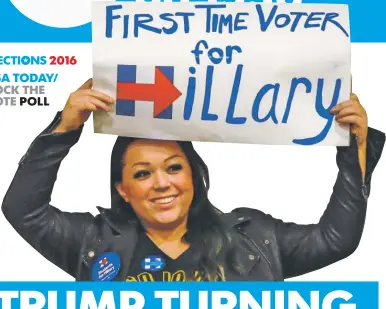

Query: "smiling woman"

xmin=115 ymin=140 xmax=194 ymax=231
xmin=108 ymin=136 xmax=231 ymax=281
xmin=1 ymin=79 xmax=385 ymax=282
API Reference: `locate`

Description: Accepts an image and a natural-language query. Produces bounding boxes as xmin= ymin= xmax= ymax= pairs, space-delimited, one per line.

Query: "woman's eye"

xmin=167 ymin=164 xmax=183 ymax=172
xmin=133 ymin=170 xmax=150 ymax=179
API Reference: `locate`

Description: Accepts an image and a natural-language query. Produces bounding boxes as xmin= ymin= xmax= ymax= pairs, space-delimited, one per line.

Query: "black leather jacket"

xmin=2 ymin=112 xmax=385 ymax=281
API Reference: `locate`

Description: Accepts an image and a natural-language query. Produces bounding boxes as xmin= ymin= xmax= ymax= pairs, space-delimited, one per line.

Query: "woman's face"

xmin=116 ymin=139 xmax=194 ymax=229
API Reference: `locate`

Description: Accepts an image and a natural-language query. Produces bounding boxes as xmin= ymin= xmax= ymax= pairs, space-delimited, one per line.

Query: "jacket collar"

xmin=97 ymin=206 xmax=139 ymax=236
xmin=219 ymin=212 xmax=253 ymax=228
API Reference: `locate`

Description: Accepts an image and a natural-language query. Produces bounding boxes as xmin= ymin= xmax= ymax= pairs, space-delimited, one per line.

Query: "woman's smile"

xmin=149 ymin=194 xmax=180 ymax=208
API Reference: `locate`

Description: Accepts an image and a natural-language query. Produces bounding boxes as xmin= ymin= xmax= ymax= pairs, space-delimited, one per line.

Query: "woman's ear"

xmin=116 ymin=183 xmax=130 ymax=203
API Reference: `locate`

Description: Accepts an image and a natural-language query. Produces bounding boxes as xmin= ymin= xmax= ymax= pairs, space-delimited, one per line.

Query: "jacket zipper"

xmin=237 ymin=227 xmax=279 ymax=281
xmin=354 ymin=135 xmax=370 ymax=201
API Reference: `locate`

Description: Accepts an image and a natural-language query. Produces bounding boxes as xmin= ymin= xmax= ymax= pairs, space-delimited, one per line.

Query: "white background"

xmin=0 ymin=44 xmax=385 ymax=302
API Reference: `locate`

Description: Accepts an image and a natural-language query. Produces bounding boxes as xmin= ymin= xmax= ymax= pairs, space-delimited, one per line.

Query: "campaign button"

xmin=141 ymin=255 xmax=166 ymax=272
xmin=91 ymin=252 xmax=121 ymax=281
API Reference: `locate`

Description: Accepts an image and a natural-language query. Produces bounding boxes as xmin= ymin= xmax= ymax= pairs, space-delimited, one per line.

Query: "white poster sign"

xmin=92 ymin=2 xmax=351 ymax=146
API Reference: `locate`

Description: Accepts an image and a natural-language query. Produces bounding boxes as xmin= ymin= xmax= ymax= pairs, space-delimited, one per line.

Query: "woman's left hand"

xmin=331 ymin=93 xmax=368 ymax=147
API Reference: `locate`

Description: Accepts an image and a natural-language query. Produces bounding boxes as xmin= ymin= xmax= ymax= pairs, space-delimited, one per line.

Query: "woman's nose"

xmin=153 ymin=171 xmax=170 ymax=191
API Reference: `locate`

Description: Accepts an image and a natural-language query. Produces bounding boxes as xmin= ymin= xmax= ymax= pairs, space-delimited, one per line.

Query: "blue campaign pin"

xmin=91 ymin=252 xmax=121 ymax=281
xmin=141 ymin=255 xmax=166 ymax=272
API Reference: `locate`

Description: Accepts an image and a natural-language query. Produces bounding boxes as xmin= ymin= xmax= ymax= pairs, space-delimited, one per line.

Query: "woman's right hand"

xmin=53 ymin=78 xmax=114 ymax=133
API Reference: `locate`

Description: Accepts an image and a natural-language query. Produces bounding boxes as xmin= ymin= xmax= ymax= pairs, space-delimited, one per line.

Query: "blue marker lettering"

xmin=225 ymin=45 xmax=242 ymax=64
xmin=282 ymin=77 xmax=312 ymax=123
xmin=191 ymin=40 xmax=209 ymax=65
xmin=226 ymin=65 xmax=246 ymax=124
xmin=211 ymin=13 xmax=249 ymax=34
xmin=234 ymin=13 xmax=248 ymax=31
xmin=304 ymin=12 xmax=324 ymax=29
xmin=208 ymin=48 xmax=224 ymax=64
xmin=123 ymin=15 xmax=129 ymax=38
xmin=195 ymin=4 xmax=227 ymax=33
xmin=289 ymin=12 xmax=308 ymax=32
xmin=293 ymin=78 xmax=342 ymax=145
xmin=255 ymin=4 xmax=277 ymax=32
xmin=160 ymin=13 xmax=178 ymax=34
xmin=275 ymin=14 xmax=290 ymax=28
xmin=252 ymin=84 xmax=279 ymax=124
xmin=175 ymin=12 xmax=195 ymax=33
xmin=184 ymin=67 xmax=196 ymax=121
xmin=322 ymin=13 xmax=349 ymax=37
xmin=105 ymin=5 xmax=122 ymax=38
xmin=134 ymin=14 xmax=162 ymax=38
xmin=201 ymin=66 xmax=218 ymax=121
xmin=218 ymin=14 xmax=233 ymax=33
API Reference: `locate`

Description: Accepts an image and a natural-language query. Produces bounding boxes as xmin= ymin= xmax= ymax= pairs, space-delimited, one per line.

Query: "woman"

xmin=2 ymin=79 xmax=385 ymax=282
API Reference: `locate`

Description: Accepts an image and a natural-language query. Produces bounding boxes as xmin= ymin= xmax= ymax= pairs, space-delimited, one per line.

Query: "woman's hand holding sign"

xmin=54 ymin=78 xmax=114 ymax=133
xmin=331 ymin=93 xmax=368 ymax=179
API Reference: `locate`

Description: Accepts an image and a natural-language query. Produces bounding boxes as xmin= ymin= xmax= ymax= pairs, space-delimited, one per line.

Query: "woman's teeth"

xmin=153 ymin=196 xmax=176 ymax=204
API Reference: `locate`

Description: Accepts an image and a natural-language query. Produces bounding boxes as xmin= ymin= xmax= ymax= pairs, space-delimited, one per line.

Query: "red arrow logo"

xmin=116 ymin=68 xmax=182 ymax=117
